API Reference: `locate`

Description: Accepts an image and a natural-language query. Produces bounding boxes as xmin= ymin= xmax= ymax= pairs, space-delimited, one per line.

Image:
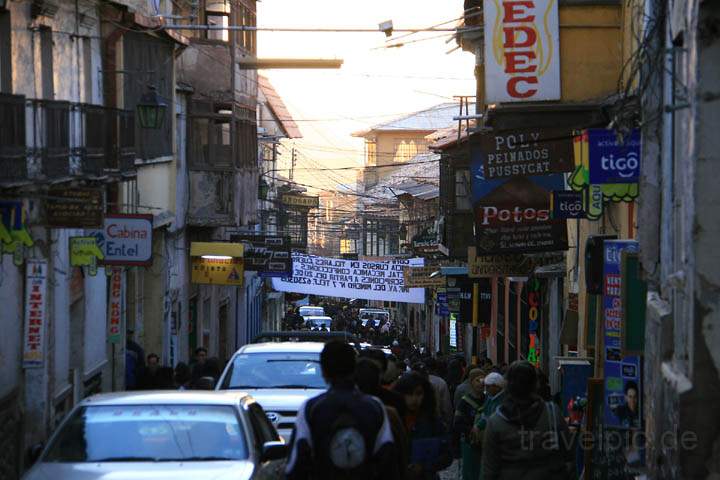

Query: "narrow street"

xmin=1 ymin=0 xmax=719 ymax=479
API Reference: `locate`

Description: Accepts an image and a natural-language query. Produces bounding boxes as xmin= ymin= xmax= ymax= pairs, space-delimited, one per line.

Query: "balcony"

xmin=0 ymin=97 xmax=137 ymax=185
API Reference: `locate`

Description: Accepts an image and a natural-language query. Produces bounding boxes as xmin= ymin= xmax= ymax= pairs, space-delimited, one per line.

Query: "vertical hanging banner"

xmin=526 ymin=277 xmax=542 ymax=367
xmin=603 ymin=240 xmax=642 ymax=428
xmin=483 ymin=0 xmax=561 ymax=103
xmin=107 ymin=268 xmax=123 ymax=343
xmin=23 ymin=260 xmax=48 ymax=368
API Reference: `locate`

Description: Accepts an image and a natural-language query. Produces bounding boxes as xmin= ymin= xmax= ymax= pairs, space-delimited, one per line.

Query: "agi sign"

xmin=483 ymin=0 xmax=561 ymax=103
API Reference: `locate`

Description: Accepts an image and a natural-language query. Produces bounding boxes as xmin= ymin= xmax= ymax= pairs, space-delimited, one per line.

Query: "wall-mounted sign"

xmin=525 ymin=277 xmax=542 ymax=367
xmin=483 ymin=0 xmax=560 ymax=103
xmin=589 ymin=129 xmax=641 ymax=184
xmin=88 ymin=214 xmax=153 ymax=266
xmin=551 ymin=191 xmax=586 ymax=219
xmin=70 ymin=236 xmax=105 ymax=276
xmin=403 ymin=265 xmax=445 ymax=288
xmin=45 ymin=188 xmax=104 ymax=228
xmin=108 ymin=268 xmax=123 ymax=343
xmin=271 ymin=253 xmax=425 ymax=304
xmin=230 ymin=235 xmax=292 ymax=277
xmin=23 ymin=260 xmax=48 ymax=368
xmin=0 ymin=201 xmax=34 ymax=265
xmin=480 ymin=128 xmax=574 ymax=180
xmin=468 ymin=247 xmax=563 ymax=278
xmin=190 ymin=242 xmax=244 ymax=286
xmin=471 ymin=143 xmax=568 ymax=254
xmin=603 ymin=240 xmax=642 ymax=429
xmin=281 ymin=193 xmax=319 ymax=208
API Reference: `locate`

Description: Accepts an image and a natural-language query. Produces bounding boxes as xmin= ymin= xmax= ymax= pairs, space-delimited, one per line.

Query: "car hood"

xmin=243 ymin=388 xmax=325 ymax=409
xmin=24 ymin=461 xmax=254 ymax=480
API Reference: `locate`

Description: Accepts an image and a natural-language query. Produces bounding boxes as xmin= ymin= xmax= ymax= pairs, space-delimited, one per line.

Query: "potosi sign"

xmin=483 ymin=0 xmax=560 ymax=102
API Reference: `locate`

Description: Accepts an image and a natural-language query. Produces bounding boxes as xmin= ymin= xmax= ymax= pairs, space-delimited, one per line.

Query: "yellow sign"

xmin=192 ymin=257 xmax=244 ymax=286
xmin=70 ymin=236 xmax=105 ymax=276
xmin=281 ymin=193 xmax=319 ymax=208
xmin=190 ymin=242 xmax=244 ymax=258
xmin=403 ymin=266 xmax=445 ymax=288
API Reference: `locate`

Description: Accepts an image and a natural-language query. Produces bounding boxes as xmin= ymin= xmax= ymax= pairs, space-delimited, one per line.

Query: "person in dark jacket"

xmin=481 ymin=361 xmax=575 ymax=480
xmin=359 ymin=348 xmax=407 ymax=418
xmin=356 ymin=358 xmax=409 ymax=479
xmin=394 ymin=372 xmax=452 ymax=480
xmin=285 ymin=341 xmax=397 ymax=480
xmin=453 ymin=368 xmax=485 ymax=480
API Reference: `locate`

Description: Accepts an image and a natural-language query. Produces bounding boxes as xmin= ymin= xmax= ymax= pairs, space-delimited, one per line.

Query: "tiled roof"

xmin=352 ymin=103 xmax=466 ymax=137
xmin=258 ymin=75 xmax=302 ymax=139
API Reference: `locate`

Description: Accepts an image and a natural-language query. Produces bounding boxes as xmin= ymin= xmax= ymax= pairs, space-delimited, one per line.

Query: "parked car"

xmin=303 ymin=315 xmax=332 ymax=330
xmin=23 ymin=391 xmax=287 ymax=480
xmin=217 ymin=341 xmax=327 ymax=441
xmin=358 ymin=308 xmax=390 ymax=327
xmin=298 ymin=305 xmax=324 ymax=318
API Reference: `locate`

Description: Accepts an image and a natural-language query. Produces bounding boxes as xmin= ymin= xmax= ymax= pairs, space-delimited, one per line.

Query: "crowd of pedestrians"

xmin=285 ymin=340 xmax=575 ymax=480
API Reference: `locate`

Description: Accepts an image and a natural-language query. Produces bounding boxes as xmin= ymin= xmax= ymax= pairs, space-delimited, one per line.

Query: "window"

xmin=0 ymin=10 xmax=11 ymax=93
xmin=205 ymin=0 xmax=230 ymax=42
xmin=365 ymin=139 xmax=377 ymax=166
xmin=82 ymin=38 xmax=93 ymax=103
xmin=393 ymin=138 xmax=428 ymax=163
xmin=236 ymin=2 xmax=256 ymax=54
xmin=189 ymin=102 xmax=233 ymax=168
xmin=455 ymin=169 xmax=472 ymax=211
xmin=40 ymin=27 xmax=54 ymax=99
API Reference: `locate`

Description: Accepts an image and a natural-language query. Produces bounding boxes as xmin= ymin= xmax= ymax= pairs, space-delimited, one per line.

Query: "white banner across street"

xmin=271 ymin=253 xmax=426 ymax=304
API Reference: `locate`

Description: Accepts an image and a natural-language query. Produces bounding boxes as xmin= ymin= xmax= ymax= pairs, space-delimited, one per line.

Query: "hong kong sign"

xmin=88 ymin=214 xmax=153 ymax=266
xmin=588 ymin=129 xmax=641 ymax=184
xmin=480 ymin=128 xmax=574 ymax=180
xmin=472 ymin=143 xmax=568 ymax=254
xmin=551 ymin=191 xmax=586 ymax=219
xmin=483 ymin=0 xmax=560 ymax=103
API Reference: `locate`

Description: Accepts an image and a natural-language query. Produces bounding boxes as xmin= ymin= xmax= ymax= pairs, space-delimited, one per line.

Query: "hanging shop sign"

xmin=107 ymin=267 xmax=123 ymax=343
xmin=190 ymin=242 xmax=244 ymax=286
xmin=411 ymin=227 xmax=440 ymax=254
xmin=22 ymin=259 xmax=48 ymax=368
xmin=526 ymin=277 xmax=542 ymax=368
xmin=603 ymin=240 xmax=642 ymax=429
xmin=45 ymin=188 xmax=104 ymax=228
xmin=403 ymin=265 xmax=445 ymax=288
xmin=568 ymin=131 xmax=639 ymax=221
xmin=230 ymin=234 xmax=292 ymax=277
xmin=281 ymin=193 xmax=320 ymax=208
xmin=588 ymin=129 xmax=641 ymax=184
xmin=480 ymin=128 xmax=574 ymax=180
xmin=0 ymin=201 xmax=34 ymax=265
xmin=69 ymin=236 xmax=105 ymax=276
xmin=551 ymin=191 xmax=586 ymax=219
xmin=271 ymin=253 xmax=425 ymax=304
xmin=88 ymin=214 xmax=153 ymax=266
xmin=468 ymin=247 xmax=564 ymax=277
xmin=483 ymin=0 xmax=560 ymax=103
xmin=436 ymin=290 xmax=450 ymax=316
xmin=471 ymin=144 xmax=568 ymax=254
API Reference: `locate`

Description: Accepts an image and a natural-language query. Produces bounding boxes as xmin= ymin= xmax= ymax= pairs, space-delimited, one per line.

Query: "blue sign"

xmin=588 ymin=129 xmax=641 ymax=184
xmin=551 ymin=191 xmax=586 ymax=219
xmin=603 ymin=240 xmax=641 ymax=429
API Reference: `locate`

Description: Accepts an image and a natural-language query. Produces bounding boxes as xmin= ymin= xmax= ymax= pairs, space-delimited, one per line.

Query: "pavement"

xmin=439 ymin=459 xmax=461 ymax=480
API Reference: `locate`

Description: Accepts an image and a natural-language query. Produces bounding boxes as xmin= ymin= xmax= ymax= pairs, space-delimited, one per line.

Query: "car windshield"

xmin=43 ymin=405 xmax=248 ymax=463
xmin=222 ymin=352 xmax=326 ymax=389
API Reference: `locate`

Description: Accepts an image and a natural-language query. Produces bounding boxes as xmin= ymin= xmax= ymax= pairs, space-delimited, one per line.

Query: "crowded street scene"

xmin=0 ymin=0 xmax=718 ymax=479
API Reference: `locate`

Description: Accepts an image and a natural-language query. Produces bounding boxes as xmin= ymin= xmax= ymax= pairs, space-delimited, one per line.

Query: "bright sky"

xmin=256 ymin=0 xmax=476 ymax=190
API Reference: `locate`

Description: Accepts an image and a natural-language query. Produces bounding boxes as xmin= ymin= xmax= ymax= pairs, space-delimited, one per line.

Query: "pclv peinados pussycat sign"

xmin=588 ymin=129 xmax=641 ymax=184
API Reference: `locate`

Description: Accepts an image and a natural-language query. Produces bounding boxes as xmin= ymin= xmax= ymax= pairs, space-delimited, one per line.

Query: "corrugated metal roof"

xmin=258 ymin=75 xmax=302 ymax=139
xmin=353 ymin=103 xmax=464 ymax=137
xmin=360 ymin=153 xmax=440 ymax=206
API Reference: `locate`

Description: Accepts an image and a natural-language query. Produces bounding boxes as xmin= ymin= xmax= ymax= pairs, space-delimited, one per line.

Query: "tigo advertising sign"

xmin=483 ymin=0 xmax=561 ymax=103
xmin=588 ymin=129 xmax=641 ymax=184
xmin=89 ymin=214 xmax=153 ymax=266
xmin=551 ymin=190 xmax=586 ymax=219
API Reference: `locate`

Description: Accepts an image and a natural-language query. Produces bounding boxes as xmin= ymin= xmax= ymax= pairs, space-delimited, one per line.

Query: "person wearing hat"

xmin=475 ymin=372 xmax=506 ymax=429
xmin=481 ymin=360 xmax=574 ymax=480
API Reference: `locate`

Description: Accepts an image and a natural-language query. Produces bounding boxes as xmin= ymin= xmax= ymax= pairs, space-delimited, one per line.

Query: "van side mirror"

xmin=27 ymin=443 xmax=44 ymax=465
xmin=261 ymin=440 xmax=288 ymax=462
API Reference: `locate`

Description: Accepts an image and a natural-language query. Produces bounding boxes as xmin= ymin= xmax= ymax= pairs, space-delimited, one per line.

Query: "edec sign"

xmin=89 ymin=214 xmax=153 ymax=266
xmin=483 ymin=0 xmax=561 ymax=102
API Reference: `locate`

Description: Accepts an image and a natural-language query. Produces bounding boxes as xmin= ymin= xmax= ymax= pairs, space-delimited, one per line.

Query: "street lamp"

xmin=258 ymin=178 xmax=269 ymax=200
xmin=136 ymin=86 xmax=167 ymax=129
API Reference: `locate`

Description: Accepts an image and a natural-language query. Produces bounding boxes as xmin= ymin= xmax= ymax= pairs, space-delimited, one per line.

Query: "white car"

xmin=298 ymin=305 xmax=324 ymax=317
xmin=216 ymin=342 xmax=327 ymax=441
xmin=23 ymin=391 xmax=287 ymax=480
xmin=304 ymin=315 xmax=332 ymax=330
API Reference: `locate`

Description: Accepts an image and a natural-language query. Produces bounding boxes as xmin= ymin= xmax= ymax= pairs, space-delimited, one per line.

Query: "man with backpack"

xmin=285 ymin=341 xmax=398 ymax=480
